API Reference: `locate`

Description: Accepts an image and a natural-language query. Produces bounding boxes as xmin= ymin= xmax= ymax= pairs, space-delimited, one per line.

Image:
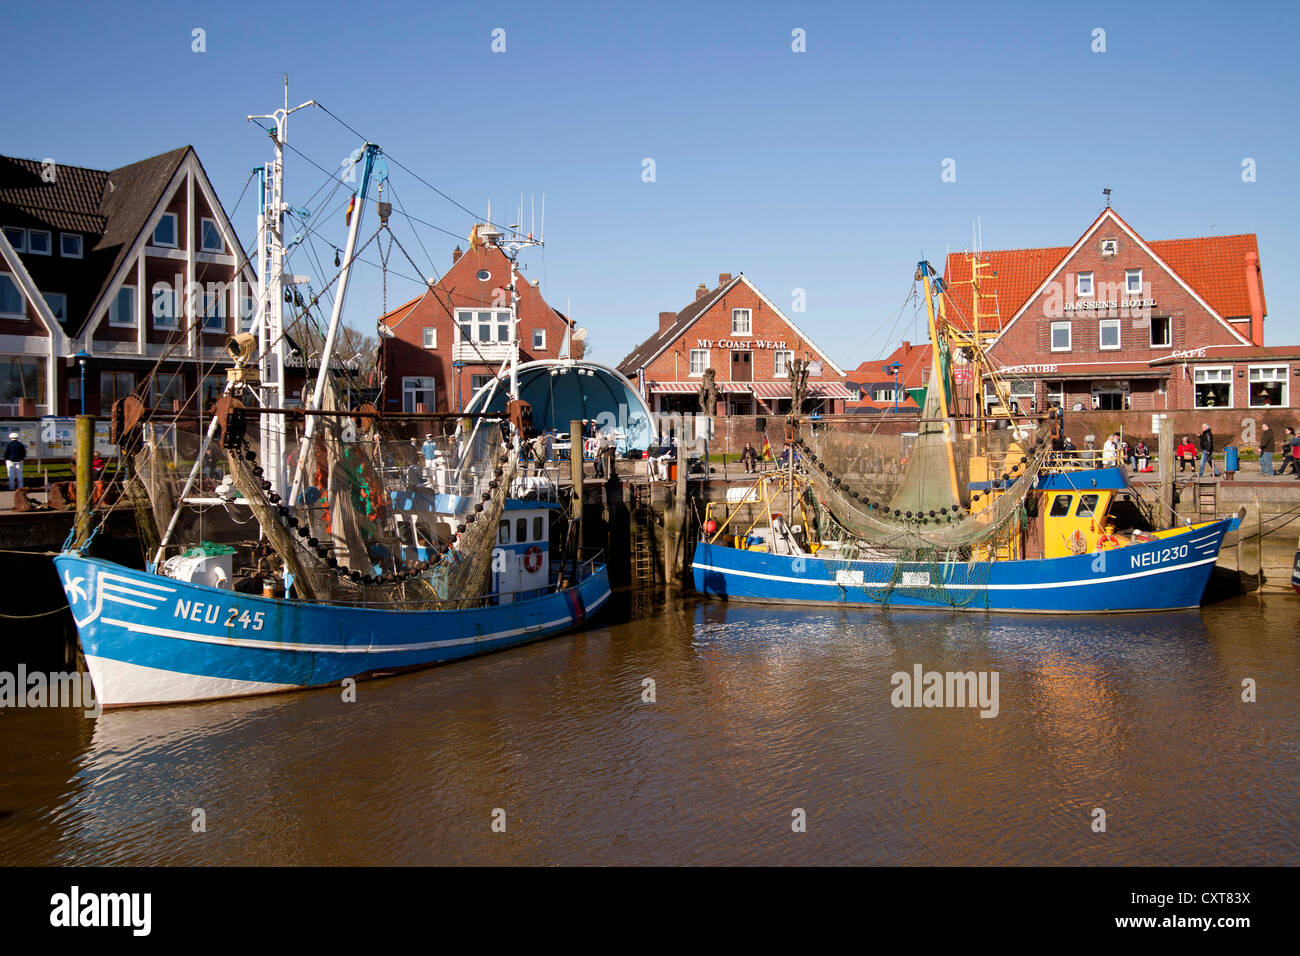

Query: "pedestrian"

xmin=1198 ymin=423 xmax=1221 ymax=478
xmin=1176 ymin=436 xmax=1197 ymax=473
xmin=741 ymin=441 xmax=757 ymax=474
xmin=1284 ymin=427 xmax=1300 ymax=478
xmin=4 ymin=431 xmax=25 ymax=491
xmin=1101 ymin=432 xmax=1119 ymax=467
xmin=1134 ymin=440 xmax=1150 ymax=471
xmin=1259 ymin=422 xmax=1275 ymax=476
xmin=421 ymin=432 xmax=438 ymax=485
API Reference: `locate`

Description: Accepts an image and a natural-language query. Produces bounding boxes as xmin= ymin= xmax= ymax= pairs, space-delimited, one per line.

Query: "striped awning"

xmin=649 ymin=381 xmax=754 ymax=394
xmin=807 ymin=382 xmax=854 ymax=399
xmin=750 ymin=382 xmax=790 ymax=398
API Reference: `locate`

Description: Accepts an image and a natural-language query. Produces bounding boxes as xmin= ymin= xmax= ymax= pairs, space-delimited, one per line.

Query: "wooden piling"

xmin=1158 ymin=415 xmax=1174 ymax=529
xmin=74 ymin=415 xmax=93 ymax=548
xmin=569 ymin=419 xmax=584 ymax=524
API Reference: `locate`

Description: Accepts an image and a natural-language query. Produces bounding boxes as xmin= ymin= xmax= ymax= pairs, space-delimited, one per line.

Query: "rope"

xmin=0 ymin=604 xmax=69 ymax=619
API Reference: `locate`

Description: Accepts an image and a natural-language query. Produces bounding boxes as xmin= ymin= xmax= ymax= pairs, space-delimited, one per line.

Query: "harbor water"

xmin=1 ymin=592 xmax=1296 ymax=866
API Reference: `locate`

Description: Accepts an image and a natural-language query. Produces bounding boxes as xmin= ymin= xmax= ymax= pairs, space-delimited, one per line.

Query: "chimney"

xmin=695 ymin=283 xmax=709 ymax=300
xmin=718 ymin=272 xmax=733 ymax=287
xmin=901 ymin=340 xmax=911 ymax=354
xmin=1245 ymin=251 xmax=1264 ymax=346
xmin=659 ymin=311 xmax=678 ymax=331
xmin=452 ymin=245 xmax=463 ymax=265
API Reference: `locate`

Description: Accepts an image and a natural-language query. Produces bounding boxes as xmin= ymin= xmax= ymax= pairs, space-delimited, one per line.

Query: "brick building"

xmin=845 ymin=339 xmax=928 ymax=414
xmin=618 ymin=273 xmax=851 ymax=417
xmin=934 ymin=207 xmax=1290 ymax=415
xmin=376 ymin=230 xmax=579 ymax=413
xmin=0 ymin=147 xmax=256 ymax=417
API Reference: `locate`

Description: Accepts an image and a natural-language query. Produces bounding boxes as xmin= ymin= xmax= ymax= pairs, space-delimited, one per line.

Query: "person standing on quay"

xmin=1198 ymin=423 xmax=1221 ymax=478
xmin=4 ymin=431 xmax=25 ymax=491
xmin=1259 ymin=422 xmax=1275 ymax=476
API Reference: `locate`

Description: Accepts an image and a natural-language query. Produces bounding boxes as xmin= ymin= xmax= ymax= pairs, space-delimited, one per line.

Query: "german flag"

xmin=761 ymin=436 xmax=771 ymax=460
xmin=345 ymin=193 xmax=356 ymax=226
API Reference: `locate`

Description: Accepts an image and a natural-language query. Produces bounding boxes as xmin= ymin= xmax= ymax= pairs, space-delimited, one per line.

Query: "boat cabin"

xmin=1028 ymin=468 xmax=1158 ymax=558
xmin=493 ymin=501 xmax=557 ymax=601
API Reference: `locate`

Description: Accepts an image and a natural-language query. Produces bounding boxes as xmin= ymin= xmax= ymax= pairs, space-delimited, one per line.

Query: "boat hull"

xmin=693 ymin=516 xmax=1239 ymax=613
xmin=54 ymin=554 xmax=611 ymax=708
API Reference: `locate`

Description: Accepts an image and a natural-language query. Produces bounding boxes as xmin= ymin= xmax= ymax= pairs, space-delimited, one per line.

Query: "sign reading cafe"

xmin=696 ymin=338 xmax=787 ymax=350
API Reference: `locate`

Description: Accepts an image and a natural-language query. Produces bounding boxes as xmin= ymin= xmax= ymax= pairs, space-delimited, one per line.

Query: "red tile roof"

xmin=845 ymin=341 xmax=930 ymax=410
xmin=1146 ymin=234 xmax=1263 ymax=319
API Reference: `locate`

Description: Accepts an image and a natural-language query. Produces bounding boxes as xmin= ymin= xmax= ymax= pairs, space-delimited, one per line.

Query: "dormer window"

xmin=1076 ymin=272 xmax=1094 ymax=297
xmin=153 ymin=213 xmax=178 ymax=248
xmin=27 ymin=230 xmax=51 ymax=255
xmin=60 ymin=233 xmax=82 ymax=258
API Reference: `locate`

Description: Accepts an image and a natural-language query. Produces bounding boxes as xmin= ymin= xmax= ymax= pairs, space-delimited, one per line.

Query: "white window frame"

xmin=152 ymin=283 xmax=178 ymax=330
xmin=1125 ymin=268 xmax=1142 ymax=295
xmin=689 ymin=348 xmax=709 ymax=377
xmin=26 ymin=229 xmax=51 ymax=256
xmin=199 ymin=217 xmax=224 ymax=253
xmin=1045 ymin=380 xmax=1064 ymax=408
xmin=1247 ymin=365 xmax=1288 ymax=408
xmin=773 ymin=349 xmax=794 ymax=378
xmin=1150 ymin=315 xmax=1171 ymax=348
xmin=43 ymin=291 xmax=67 ymax=322
xmin=532 ymin=328 xmax=546 ymax=350
xmin=470 ymin=374 xmax=494 ymax=393
xmin=1076 ymin=272 xmax=1094 ymax=297
xmin=422 ymin=327 xmax=438 ymax=349
xmin=731 ymin=308 xmax=752 ymax=335
xmin=1099 ymin=318 xmax=1121 ymax=350
xmin=108 ymin=286 xmax=137 ymax=328
xmin=238 ymin=295 xmax=256 ymax=333
xmin=0 ymin=273 xmax=26 ymax=319
xmin=402 ymin=375 xmax=436 ymax=413
xmin=60 ymin=233 xmax=83 ymax=258
xmin=152 ymin=212 xmax=179 ymax=248
xmin=202 ymin=285 xmax=226 ymax=333
xmin=100 ymin=370 xmax=136 ymax=408
xmin=1193 ymin=366 xmax=1233 ymax=409
xmin=1050 ymin=321 xmax=1071 ymax=352
xmin=455 ymin=308 xmax=513 ymax=344
xmin=2 ymin=227 xmax=25 ymax=252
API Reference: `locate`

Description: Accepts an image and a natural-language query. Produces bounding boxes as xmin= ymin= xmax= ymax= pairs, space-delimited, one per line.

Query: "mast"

xmin=918 ymin=260 xmax=963 ymax=506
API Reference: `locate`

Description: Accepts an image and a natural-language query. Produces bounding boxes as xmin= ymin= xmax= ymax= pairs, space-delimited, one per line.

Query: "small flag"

xmin=345 ymin=194 xmax=356 ymax=226
xmin=468 ymin=223 xmax=481 ymax=250
xmin=761 ymin=436 xmax=771 ymax=460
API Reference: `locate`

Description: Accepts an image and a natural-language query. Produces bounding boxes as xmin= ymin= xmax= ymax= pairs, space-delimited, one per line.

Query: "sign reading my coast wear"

xmin=696 ymin=338 xmax=787 ymax=349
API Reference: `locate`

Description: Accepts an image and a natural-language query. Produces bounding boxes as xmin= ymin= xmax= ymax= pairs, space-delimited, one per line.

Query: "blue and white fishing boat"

xmin=694 ymin=261 xmax=1240 ymax=614
xmin=56 ymin=90 xmax=609 ymax=707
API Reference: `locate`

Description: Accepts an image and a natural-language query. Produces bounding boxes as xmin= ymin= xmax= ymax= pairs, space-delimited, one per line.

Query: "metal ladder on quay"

xmin=630 ymin=479 xmax=657 ymax=591
xmin=1195 ymin=479 xmax=1218 ymax=520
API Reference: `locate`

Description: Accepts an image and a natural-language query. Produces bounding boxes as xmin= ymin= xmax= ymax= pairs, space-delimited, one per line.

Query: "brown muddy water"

xmin=1 ymin=592 xmax=1297 ymax=866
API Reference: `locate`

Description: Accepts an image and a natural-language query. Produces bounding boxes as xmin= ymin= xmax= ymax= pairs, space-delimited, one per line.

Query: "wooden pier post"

xmin=1158 ymin=415 xmax=1174 ymax=529
xmin=74 ymin=415 xmax=94 ymax=548
xmin=569 ymin=419 xmax=584 ymax=524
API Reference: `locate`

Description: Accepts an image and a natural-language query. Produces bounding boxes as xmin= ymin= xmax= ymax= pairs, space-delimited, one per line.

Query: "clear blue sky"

xmin=6 ymin=0 xmax=1298 ymax=372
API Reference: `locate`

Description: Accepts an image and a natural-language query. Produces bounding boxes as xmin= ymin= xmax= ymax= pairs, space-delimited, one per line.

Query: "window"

xmin=470 ymin=374 xmax=494 ymax=393
xmin=60 ymin=233 xmax=82 ymax=258
xmin=42 ymin=292 xmax=66 ymax=322
xmin=1049 ymin=495 xmax=1072 ymax=517
xmin=402 ymin=376 xmax=435 ymax=413
xmin=153 ymin=213 xmax=178 ymax=247
xmin=1193 ymin=367 xmax=1231 ymax=408
xmin=1008 ymin=377 xmax=1035 ymax=414
xmin=239 ymin=294 xmax=256 ymax=332
xmin=1050 ymin=321 xmax=1071 ymax=352
xmin=516 ymin=518 xmax=527 ymax=543
xmin=200 ymin=218 xmax=223 ymax=253
xmin=1125 ymin=269 xmax=1142 ymax=295
xmin=201 ymin=376 xmax=224 ymax=407
xmin=871 ymin=388 xmax=900 ymax=402
xmin=1076 ymin=272 xmax=1093 ymax=297
xmin=101 ymin=372 xmax=135 ymax=408
xmin=202 ymin=286 xmax=226 ymax=332
xmin=108 ymin=286 xmax=136 ymax=327
xmin=151 ymin=371 xmax=186 ymax=410
xmin=152 ymin=282 xmax=178 ymax=329
xmin=0 ymin=357 xmax=45 ymax=410
xmin=1076 ymin=494 xmax=1100 ymax=517
xmin=1045 ymin=381 xmax=1064 ymax=408
xmin=1092 ymin=384 xmax=1126 ymax=411
xmin=497 ymin=314 xmax=510 ymax=343
xmin=774 ymin=349 xmax=793 ymax=378
xmin=533 ymin=516 xmax=543 ymax=541
xmin=498 ymin=520 xmax=510 ymax=544
xmin=0 ymin=273 xmax=25 ymax=318
xmin=454 ymin=309 xmax=512 ymax=343
xmin=731 ymin=309 xmax=752 ymax=335
xmin=26 ymin=230 xmax=51 ymax=255
xmin=1150 ymin=316 xmax=1171 ymax=348
xmin=422 ymin=327 xmax=437 ymax=349
xmin=1248 ymin=366 xmax=1288 ymax=407
xmin=1099 ymin=319 xmax=1120 ymax=350
xmin=476 ymin=269 xmax=491 ymax=281
xmin=532 ymin=329 xmax=546 ymax=350
xmin=689 ymin=348 xmax=708 ymax=376
xmin=2 ymin=227 xmax=24 ymax=252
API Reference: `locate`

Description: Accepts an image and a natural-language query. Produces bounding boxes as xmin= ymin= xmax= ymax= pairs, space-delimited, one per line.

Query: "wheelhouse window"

xmin=0 ymin=273 xmax=25 ymax=318
xmin=1076 ymin=272 xmax=1094 ymax=297
xmin=1248 ymin=366 xmax=1287 ymax=407
xmin=498 ymin=520 xmax=510 ymax=544
xmin=1150 ymin=315 xmax=1171 ymax=348
xmin=516 ymin=518 xmax=527 ymax=543
xmin=200 ymin=218 xmax=224 ymax=253
xmin=26 ymin=230 xmax=51 ymax=255
xmin=1050 ymin=321 xmax=1071 ymax=352
xmin=1076 ymin=494 xmax=1100 ymax=517
xmin=1049 ymin=495 xmax=1072 ymax=517
xmin=731 ymin=308 xmax=752 ymax=335
xmin=1193 ymin=367 xmax=1231 ymax=408
xmin=108 ymin=286 xmax=136 ymax=327
xmin=61 ymin=233 xmax=83 ymax=258
xmin=1125 ymin=269 xmax=1142 ymax=295
xmin=1099 ymin=319 xmax=1120 ymax=350
xmin=689 ymin=348 xmax=708 ymax=376
xmin=152 ymin=283 xmax=178 ymax=329
xmin=533 ymin=516 xmax=543 ymax=541
xmin=402 ymin=376 xmax=435 ymax=413
xmin=153 ymin=213 xmax=178 ymax=248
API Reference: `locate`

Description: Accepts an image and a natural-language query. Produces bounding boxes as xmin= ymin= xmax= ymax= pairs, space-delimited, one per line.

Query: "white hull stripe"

xmin=693 ymin=557 xmax=1218 ymax=591
xmin=95 ymin=587 xmax=611 ymax=655
xmin=101 ymin=582 xmax=174 ymax=601
xmin=84 ymin=654 xmax=297 ymax=707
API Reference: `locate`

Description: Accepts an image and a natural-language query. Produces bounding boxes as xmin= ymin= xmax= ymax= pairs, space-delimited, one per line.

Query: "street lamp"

xmin=74 ymin=350 xmax=91 ymax=414
xmin=883 ymin=361 xmax=902 ymax=414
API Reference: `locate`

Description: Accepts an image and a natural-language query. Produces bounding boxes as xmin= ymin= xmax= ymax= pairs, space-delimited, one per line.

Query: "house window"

xmin=1045 ymin=380 xmax=1064 ymax=408
xmin=61 ymin=233 xmax=83 ymax=258
xmin=454 ymin=309 xmax=512 ymax=343
xmin=152 ymin=283 xmax=178 ymax=329
xmin=27 ymin=230 xmax=51 ymax=255
xmin=202 ymin=286 xmax=226 ymax=332
xmin=1099 ymin=319 xmax=1120 ymax=350
xmin=153 ymin=213 xmax=178 ymax=247
xmin=0 ymin=357 xmax=45 ymax=410
xmin=774 ymin=349 xmax=794 ymax=378
xmin=0 ymin=273 xmax=25 ymax=318
xmin=101 ymin=371 xmax=135 ymax=408
xmin=470 ymin=374 xmax=494 ymax=393
xmin=200 ymin=218 xmax=223 ymax=253
xmin=1076 ymin=272 xmax=1094 ymax=297
xmin=1008 ymin=377 xmax=1035 ymax=414
xmin=731 ymin=309 xmax=752 ymax=335
xmin=239 ymin=294 xmax=256 ymax=332
xmin=1150 ymin=316 xmax=1171 ymax=348
xmin=151 ymin=371 xmax=186 ymax=410
xmin=532 ymin=329 xmax=546 ymax=350
xmin=1050 ymin=321 xmax=1071 ymax=352
xmin=43 ymin=292 xmax=66 ymax=322
xmin=497 ymin=314 xmax=510 ymax=343
xmin=689 ymin=348 xmax=708 ymax=376
xmin=1092 ymin=383 xmax=1126 ymax=411
xmin=402 ymin=376 xmax=436 ymax=412
xmin=2 ymin=227 xmax=24 ymax=252
xmin=1193 ymin=367 xmax=1232 ymax=408
xmin=1125 ymin=269 xmax=1142 ymax=295
xmin=1248 ymin=366 xmax=1287 ymax=407
xmin=871 ymin=387 xmax=900 ymax=402
xmin=423 ymin=328 xmax=437 ymax=349
xmin=108 ymin=286 xmax=137 ymax=327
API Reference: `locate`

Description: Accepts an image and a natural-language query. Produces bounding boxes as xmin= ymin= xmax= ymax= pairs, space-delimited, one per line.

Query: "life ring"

xmin=1096 ymin=533 xmax=1120 ymax=551
xmin=1066 ymin=528 xmax=1088 ymax=554
xmin=524 ymin=545 xmax=543 ymax=574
